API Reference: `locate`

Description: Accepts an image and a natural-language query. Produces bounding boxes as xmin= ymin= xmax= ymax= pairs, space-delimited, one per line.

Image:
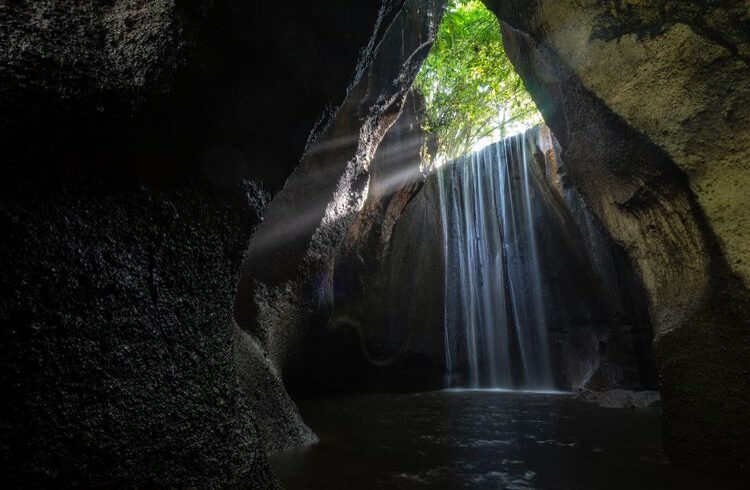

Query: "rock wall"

xmin=531 ymin=128 xmax=658 ymax=391
xmin=0 ymin=0 xmax=382 ymax=188
xmin=486 ymin=0 xmax=750 ymax=472
xmin=324 ymin=92 xmax=446 ymax=393
xmin=0 ymin=0 xmax=392 ymax=486
xmin=0 ymin=180 xmax=275 ymax=487
xmin=233 ymin=0 xmax=444 ymax=452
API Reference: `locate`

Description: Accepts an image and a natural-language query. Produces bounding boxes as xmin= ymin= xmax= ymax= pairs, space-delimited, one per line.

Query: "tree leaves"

xmin=415 ymin=0 xmax=542 ymax=161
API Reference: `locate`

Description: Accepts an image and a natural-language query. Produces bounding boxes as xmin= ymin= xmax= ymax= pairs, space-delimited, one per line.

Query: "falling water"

xmin=438 ymin=129 xmax=554 ymax=389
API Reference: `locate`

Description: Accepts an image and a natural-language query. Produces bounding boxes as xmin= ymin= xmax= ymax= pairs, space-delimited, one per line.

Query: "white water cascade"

xmin=437 ymin=129 xmax=554 ymax=389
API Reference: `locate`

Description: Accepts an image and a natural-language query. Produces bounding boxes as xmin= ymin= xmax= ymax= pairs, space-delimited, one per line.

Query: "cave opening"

xmin=3 ymin=0 xmax=749 ymax=487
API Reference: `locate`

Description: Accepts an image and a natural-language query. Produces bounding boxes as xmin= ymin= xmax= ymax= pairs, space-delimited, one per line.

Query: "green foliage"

xmin=415 ymin=0 xmax=542 ymax=160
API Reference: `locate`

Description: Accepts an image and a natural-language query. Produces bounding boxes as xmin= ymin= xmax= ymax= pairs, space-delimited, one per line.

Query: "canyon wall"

xmin=0 ymin=0 xmax=393 ymax=486
xmin=529 ymin=128 xmax=658 ymax=391
xmin=324 ymin=92 xmax=446 ymax=393
xmin=339 ymin=121 xmax=657 ymax=393
xmin=0 ymin=182 xmax=274 ymax=487
xmin=485 ymin=0 xmax=750 ymax=471
xmin=232 ymin=0 xmax=443 ymax=453
xmin=0 ymin=0 xmax=382 ymax=189
xmin=2 ymin=0 xmax=748 ymax=483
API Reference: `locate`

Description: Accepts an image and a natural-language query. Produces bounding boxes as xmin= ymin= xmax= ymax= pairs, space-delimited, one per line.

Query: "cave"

xmin=1 ymin=0 xmax=749 ymax=488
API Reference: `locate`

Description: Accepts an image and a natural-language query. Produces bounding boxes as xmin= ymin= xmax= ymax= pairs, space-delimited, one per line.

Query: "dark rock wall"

xmin=233 ymin=0 xmax=444 ymax=452
xmin=529 ymin=128 xmax=658 ymax=391
xmin=0 ymin=182 xmax=274 ymax=487
xmin=0 ymin=0 xmax=392 ymax=486
xmin=486 ymin=0 xmax=750 ymax=472
xmin=324 ymin=92 xmax=446 ymax=393
xmin=0 ymin=0 xmax=381 ymax=188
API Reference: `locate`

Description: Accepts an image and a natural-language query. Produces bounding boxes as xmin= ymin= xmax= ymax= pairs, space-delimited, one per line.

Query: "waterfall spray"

xmin=437 ymin=128 xmax=554 ymax=389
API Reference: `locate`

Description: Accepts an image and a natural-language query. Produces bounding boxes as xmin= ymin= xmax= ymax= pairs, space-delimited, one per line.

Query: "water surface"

xmin=270 ymin=391 xmax=740 ymax=489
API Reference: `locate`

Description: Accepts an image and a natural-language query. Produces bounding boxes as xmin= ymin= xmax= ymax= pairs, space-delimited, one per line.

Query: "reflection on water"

xmin=270 ymin=391 xmax=740 ymax=489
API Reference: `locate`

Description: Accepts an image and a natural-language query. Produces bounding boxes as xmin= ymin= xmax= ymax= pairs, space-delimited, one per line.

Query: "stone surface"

xmin=325 ymin=92 xmax=447 ymax=392
xmin=0 ymin=181 xmax=275 ymax=487
xmin=233 ymin=0 xmax=444 ymax=441
xmin=533 ymin=4 xmax=750 ymax=288
xmin=577 ymin=389 xmax=661 ymax=411
xmin=488 ymin=0 xmax=750 ymax=472
xmin=0 ymin=0 xmax=382 ymax=188
xmin=0 ymin=0 xmax=391 ymax=485
xmin=527 ymin=128 xmax=658 ymax=391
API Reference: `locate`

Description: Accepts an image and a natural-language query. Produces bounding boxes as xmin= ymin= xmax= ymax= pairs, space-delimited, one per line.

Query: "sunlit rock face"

xmin=485 ymin=0 xmax=750 ymax=472
xmin=233 ymin=0 xmax=444 ymax=452
xmin=321 ymin=91 xmax=447 ymax=393
xmin=500 ymin=1 xmax=750 ymax=288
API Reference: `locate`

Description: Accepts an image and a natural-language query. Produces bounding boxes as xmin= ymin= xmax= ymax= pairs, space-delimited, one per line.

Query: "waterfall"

xmin=437 ymin=129 xmax=554 ymax=389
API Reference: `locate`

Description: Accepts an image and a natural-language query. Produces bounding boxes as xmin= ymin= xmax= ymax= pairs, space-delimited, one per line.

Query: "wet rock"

xmin=320 ymin=91 xmax=446 ymax=393
xmin=577 ymin=389 xmax=661 ymax=411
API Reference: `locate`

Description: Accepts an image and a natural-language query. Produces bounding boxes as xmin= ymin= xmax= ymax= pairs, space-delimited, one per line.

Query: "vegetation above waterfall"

xmin=415 ymin=0 xmax=542 ymax=161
